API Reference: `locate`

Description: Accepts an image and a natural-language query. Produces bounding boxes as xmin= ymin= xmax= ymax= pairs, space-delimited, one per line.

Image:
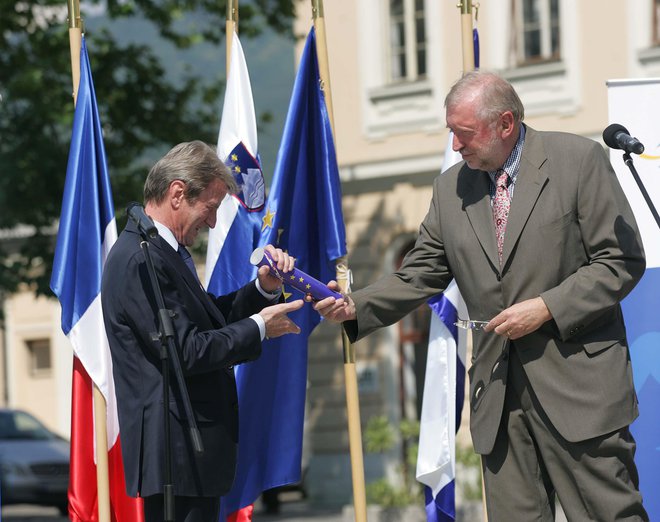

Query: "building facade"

xmin=294 ymin=0 xmax=660 ymax=505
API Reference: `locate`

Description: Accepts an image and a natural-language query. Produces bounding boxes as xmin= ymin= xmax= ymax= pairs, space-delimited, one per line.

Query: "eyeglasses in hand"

xmin=454 ymin=318 xmax=489 ymax=330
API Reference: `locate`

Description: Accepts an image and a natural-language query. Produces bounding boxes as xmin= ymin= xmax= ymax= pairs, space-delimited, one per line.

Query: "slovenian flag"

xmin=205 ymin=30 xmax=265 ymax=297
xmin=416 ymin=135 xmax=467 ymax=522
xmin=50 ymin=36 xmax=143 ymax=522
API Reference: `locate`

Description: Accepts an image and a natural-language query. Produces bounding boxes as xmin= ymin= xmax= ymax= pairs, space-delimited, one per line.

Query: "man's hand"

xmin=312 ymin=280 xmax=357 ymax=323
xmin=484 ymin=296 xmax=552 ymax=340
xmin=257 ymin=245 xmax=295 ymax=294
xmin=259 ymin=299 xmax=305 ymax=339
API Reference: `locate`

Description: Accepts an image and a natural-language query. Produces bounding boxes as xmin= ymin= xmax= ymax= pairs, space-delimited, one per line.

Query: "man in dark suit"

xmin=316 ymin=72 xmax=649 ymax=521
xmin=102 ymin=141 xmax=303 ymax=522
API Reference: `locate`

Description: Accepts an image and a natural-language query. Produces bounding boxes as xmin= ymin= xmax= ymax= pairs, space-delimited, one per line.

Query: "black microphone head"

xmin=126 ymin=201 xmax=158 ymax=238
xmin=602 ymin=123 xmax=629 ymax=150
xmin=126 ymin=201 xmax=138 ymax=212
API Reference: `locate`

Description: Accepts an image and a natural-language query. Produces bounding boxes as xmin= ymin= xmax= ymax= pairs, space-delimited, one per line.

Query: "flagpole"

xmin=226 ymin=0 xmax=238 ymax=77
xmin=312 ymin=2 xmax=367 ymax=522
xmin=67 ymin=0 xmax=82 ymax=103
xmin=459 ymin=0 xmax=475 ymax=73
xmin=457 ymin=3 xmax=489 ymax=520
xmin=66 ymin=4 xmax=111 ymax=521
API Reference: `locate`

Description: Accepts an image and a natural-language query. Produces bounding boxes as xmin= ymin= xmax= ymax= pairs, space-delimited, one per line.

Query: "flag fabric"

xmin=416 ymin=26 xmax=478 ymax=521
xmin=415 ymin=136 xmax=467 ymax=522
xmin=204 ymin=29 xmax=264 ymax=522
xmin=607 ymin=78 xmax=660 ymax=521
xmin=50 ymin=36 xmax=143 ymax=522
xmin=205 ymin=30 xmax=265 ymax=296
xmin=217 ymin=27 xmax=346 ymax=518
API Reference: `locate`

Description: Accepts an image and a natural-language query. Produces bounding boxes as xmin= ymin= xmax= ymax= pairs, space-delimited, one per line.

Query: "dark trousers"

xmin=482 ymin=345 xmax=648 ymax=522
xmin=143 ymin=495 xmax=220 ymax=522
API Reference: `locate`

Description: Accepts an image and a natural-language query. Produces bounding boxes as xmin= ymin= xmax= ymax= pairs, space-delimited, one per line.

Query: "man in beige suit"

xmin=316 ymin=71 xmax=648 ymax=521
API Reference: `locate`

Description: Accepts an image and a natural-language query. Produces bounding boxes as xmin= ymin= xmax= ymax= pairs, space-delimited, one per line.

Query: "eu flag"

xmin=220 ymin=27 xmax=346 ymax=515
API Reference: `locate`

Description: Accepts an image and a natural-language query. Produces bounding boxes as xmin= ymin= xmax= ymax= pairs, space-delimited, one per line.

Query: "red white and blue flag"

xmin=416 ymin=136 xmax=467 ymax=522
xmin=50 ymin=36 xmax=143 ymax=522
xmin=205 ymin=31 xmax=265 ymax=297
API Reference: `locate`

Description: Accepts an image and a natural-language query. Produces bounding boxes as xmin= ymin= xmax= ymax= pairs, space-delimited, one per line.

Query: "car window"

xmin=0 ymin=410 xmax=54 ymax=440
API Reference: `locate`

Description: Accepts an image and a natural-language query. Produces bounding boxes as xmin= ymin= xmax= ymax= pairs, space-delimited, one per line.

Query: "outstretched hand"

xmin=259 ymin=299 xmax=304 ymax=339
xmin=311 ymin=280 xmax=357 ymax=323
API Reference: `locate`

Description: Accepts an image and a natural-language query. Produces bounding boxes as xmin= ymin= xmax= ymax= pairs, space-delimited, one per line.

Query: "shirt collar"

xmin=153 ymin=220 xmax=178 ymax=251
xmin=488 ymin=124 xmax=526 ymax=180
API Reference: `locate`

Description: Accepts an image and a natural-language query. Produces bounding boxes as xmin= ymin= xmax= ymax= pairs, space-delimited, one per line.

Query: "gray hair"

xmin=143 ymin=141 xmax=237 ymax=205
xmin=444 ymin=71 xmax=525 ymax=124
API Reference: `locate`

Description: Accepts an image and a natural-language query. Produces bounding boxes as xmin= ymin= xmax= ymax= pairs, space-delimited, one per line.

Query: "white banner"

xmin=607 ymin=78 xmax=660 ymax=268
xmin=607 ymin=78 xmax=660 ymax=520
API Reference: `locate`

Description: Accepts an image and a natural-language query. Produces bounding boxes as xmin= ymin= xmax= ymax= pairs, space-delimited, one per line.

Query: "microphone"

xmin=603 ymin=124 xmax=645 ymax=155
xmin=126 ymin=202 xmax=158 ymax=239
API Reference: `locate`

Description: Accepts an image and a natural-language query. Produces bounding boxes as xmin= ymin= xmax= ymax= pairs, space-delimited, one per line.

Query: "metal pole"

xmin=226 ymin=0 xmax=238 ymax=77
xmin=312 ymin=1 xmax=366 ymax=521
xmin=459 ymin=0 xmax=475 ymax=73
xmin=67 ymin=0 xmax=82 ymax=103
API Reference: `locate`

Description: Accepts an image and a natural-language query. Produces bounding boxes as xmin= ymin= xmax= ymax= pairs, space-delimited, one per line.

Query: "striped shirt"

xmin=487 ymin=124 xmax=526 ymax=202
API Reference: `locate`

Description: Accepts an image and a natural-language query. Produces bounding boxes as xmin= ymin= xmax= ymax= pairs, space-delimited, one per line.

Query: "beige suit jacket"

xmin=346 ymin=126 xmax=646 ymax=454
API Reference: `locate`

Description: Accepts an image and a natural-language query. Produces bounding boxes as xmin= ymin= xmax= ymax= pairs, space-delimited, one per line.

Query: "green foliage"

xmin=364 ymin=415 xmax=396 ymax=454
xmin=456 ymin=444 xmax=483 ymax=501
xmin=364 ymin=415 xmax=423 ymax=507
xmin=0 ymin=0 xmax=295 ymax=296
xmin=456 ymin=444 xmax=481 ymax=468
xmin=364 ymin=416 xmax=484 ymax=506
xmin=366 ymin=478 xmax=418 ymax=508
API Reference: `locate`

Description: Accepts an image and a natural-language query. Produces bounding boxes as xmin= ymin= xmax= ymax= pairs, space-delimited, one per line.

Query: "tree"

xmin=0 ymin=0 xmax=295 ymax=297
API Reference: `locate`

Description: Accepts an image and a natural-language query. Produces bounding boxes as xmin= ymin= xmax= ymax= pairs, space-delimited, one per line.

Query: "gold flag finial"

xmin=457 ymin=0 xmax=472 ymax=15
xmin=312 ymin=0 xmax=324 ymax=19
xmin=67 ymin=0 xmax=82 ymax=29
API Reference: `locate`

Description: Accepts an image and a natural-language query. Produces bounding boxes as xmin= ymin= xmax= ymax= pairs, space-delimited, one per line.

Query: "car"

xmin=0 ymin=408 xmax=69 ymax=515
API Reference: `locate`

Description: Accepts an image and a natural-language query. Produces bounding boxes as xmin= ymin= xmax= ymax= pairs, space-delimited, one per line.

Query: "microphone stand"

xmin=622 ymin=152 xmax=660 ymax=229
xmin=138 ymin=235 xmax=204 ymax=522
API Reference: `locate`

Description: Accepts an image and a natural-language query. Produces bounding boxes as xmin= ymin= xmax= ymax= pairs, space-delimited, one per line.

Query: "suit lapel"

xmin=501 ymin=128 xmax=549 ymax=269
xmin=151 ymin=235 xmax=228 ymax=326
xmin=463 ymin=168 xmax=500 ymax=270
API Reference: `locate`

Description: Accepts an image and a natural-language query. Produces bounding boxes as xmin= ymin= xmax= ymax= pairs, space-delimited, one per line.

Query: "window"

xmin=655 ymin=0 xmax=660 ymax=45
xmin=389 ymin=0 xmax=427 ymax=82
xmin=26 ymin=339 xmax=51 ymax=375
xmin=513 ymin=0 xmax=561 ymax=66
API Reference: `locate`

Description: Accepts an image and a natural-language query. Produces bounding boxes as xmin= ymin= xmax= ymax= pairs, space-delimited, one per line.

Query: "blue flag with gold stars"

xmin=219 ymin=27 xmax=346 ymax=515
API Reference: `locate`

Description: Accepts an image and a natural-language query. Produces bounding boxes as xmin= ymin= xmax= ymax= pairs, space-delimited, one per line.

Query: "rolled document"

xmin=250 ymin=247 xmax=343 ymax=301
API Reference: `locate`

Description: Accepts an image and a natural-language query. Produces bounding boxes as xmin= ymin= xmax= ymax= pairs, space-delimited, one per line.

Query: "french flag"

xmin=50 ymin=36 xmax=143 ymax=522
xmin=416 ymin=136 xmax=467 ymax=522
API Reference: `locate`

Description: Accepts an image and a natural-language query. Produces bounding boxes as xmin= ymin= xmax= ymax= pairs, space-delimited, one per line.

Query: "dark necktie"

xmin=493 ymin=169 xmax=510 ymax=265
xmin=178 ymin=244 xmax=200 ymax=282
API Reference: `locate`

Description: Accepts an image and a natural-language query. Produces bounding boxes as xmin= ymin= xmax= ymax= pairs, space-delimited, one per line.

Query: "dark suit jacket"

xmin=102 ymin=220 xmax=270 ymax=497
xmin=346 ymin=127 xmax=646 ymax=454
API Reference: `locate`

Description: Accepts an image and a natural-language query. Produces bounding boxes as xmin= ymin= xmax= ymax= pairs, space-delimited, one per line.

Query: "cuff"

xmin=255 ymin=279 xmax=282 ymax=301
xmin=250 ymin=313 xmax=267 ymax=340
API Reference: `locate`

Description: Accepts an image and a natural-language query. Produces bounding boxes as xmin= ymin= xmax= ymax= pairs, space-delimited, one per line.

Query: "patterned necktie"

xmin=493 ymin=169 xmax=510 ymax=265
xmin=178 ymin=244 xmax=200 ymax=282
